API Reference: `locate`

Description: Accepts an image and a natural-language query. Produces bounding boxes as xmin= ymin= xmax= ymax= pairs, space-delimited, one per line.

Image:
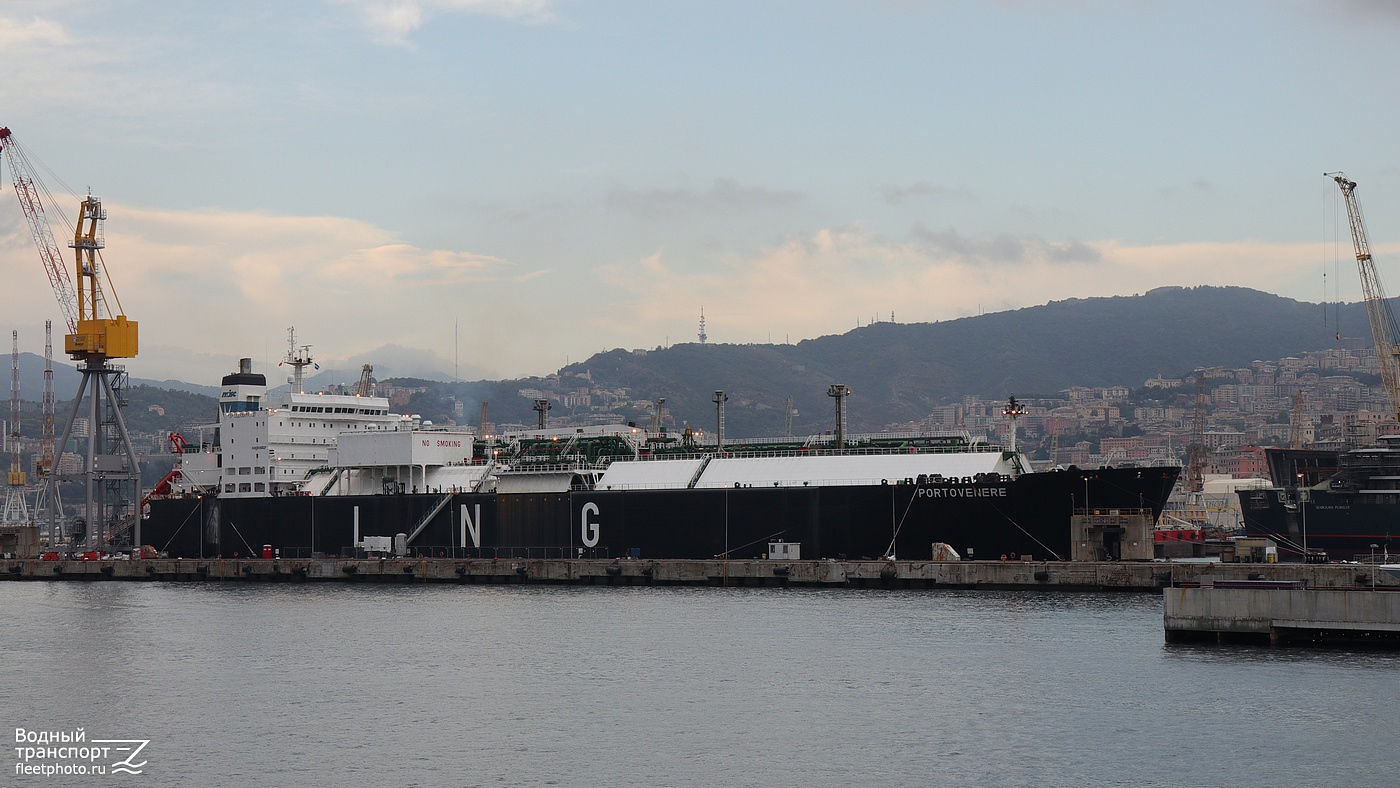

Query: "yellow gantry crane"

xmin=1327 ymin=172 xmax=1400 ymax=423
xmin=0 ymin=126 xmax=142 ymax=551
xmin=68 ymin=194 xmax=139 ymax=360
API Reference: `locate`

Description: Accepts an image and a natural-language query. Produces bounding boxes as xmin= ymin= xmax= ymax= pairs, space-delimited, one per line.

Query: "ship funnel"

xmin=239 ymin=357 xmax=252 ymax=374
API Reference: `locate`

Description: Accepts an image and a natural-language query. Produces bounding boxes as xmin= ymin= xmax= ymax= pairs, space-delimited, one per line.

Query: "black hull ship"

xmin=1239 ymin=440 xmax=1400 ymax=561
xmin=145 ymin=465 xmax=1179 ymax=561
xmin=140 ymin=357 xmax=1179 ymax=561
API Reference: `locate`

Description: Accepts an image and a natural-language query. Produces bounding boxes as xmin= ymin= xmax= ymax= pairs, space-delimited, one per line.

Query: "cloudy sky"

xmin=2 ymin=0 xmax=1399 ymax=385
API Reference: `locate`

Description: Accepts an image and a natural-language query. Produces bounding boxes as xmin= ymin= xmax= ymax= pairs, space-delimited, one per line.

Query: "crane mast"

xmin=1328 ymin=173 xmax=1400 ymax=422
xmin=8 ymin=331 xmax=20 ymax=489
xmin=2 ymin=330 xmax=29 ymax=525
xmin=31 ymin=320 xmax=64 ymax=543
xmin=1185 ymin=375 xmax=1207 ymax=496
xmin=355 ymin=364 xmax=374 ymax=397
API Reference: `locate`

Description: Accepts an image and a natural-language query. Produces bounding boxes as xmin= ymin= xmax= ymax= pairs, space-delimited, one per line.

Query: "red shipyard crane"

xmin=0 ymin=126 xmax=142 ymax=552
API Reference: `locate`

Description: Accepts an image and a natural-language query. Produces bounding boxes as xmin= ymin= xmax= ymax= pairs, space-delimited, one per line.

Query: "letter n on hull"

xmin=461 ymin=503 xmax=481 ymax=548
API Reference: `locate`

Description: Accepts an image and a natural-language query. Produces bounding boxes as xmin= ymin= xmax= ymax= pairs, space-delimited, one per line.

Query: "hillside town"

xmin=934 ymin=341 xmax=1389 ymax=474
xmin=0 ymin=339 xmax=1388 ymax=495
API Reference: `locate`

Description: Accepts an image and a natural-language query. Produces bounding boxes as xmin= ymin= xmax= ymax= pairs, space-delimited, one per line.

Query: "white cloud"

xmin=597 ymin=226 xmax=1344 ymax=345
xmin=334 ymin=0 xmax=555 ymax=44
xmin=0 ymin=198 xmax=1365 ymax=390
xmin=0 ymin=203 xmax=511 ymax=384
xmin=0 ymin=15 xmax=70 ymax=48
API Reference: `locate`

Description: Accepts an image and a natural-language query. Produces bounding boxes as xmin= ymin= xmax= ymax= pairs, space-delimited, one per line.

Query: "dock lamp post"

xmin=1372 ymin=544 xmax=1380 ymax=589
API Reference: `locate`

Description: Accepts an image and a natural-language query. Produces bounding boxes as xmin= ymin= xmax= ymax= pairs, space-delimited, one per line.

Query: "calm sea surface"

xmin=2 ymin=582 xmax=1398 ymax=787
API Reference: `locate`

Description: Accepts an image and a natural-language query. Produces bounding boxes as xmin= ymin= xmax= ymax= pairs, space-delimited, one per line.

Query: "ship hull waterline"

xmin=144 ymin=466 xmax=1180 ymax=561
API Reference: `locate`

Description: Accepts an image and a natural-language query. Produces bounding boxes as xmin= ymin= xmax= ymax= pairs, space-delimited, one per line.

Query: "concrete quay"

xmin=1 ymin=558 xmax=1393 ymax=591
xmin=1165 ymin=582 xmax=1400 ymax=646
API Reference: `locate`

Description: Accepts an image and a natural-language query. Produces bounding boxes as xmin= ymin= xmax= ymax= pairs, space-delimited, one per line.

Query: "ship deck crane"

xmin=1327 ymin=172 xmax=1400 ymax=423
xmin=0 ymin=126 xmax=142 ymax=551
xmin=1185 ymin=375 xmax=1207 ymax=496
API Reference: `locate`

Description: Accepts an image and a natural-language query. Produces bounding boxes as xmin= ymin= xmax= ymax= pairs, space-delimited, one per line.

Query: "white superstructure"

xmin=176 ymin=345 xmax=469 ymax=499
xmin=215 ymin=350 xmax=421 ymax=497
xmin=222 ymin=387 xmax=416 ymax=497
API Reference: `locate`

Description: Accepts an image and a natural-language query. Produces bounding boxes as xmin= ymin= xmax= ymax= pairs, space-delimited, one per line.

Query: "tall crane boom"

xmin=1328 ymin=173 xmax=1400 ymax=422
xmin=0 ymin=127 xmax=80 ymax=334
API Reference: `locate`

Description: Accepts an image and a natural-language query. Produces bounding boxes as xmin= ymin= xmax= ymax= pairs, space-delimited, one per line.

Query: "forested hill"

xmin=18 ymin=286 xmax=1366 ymax=439
xmin=545 ymin=286 xmax=1365 ymax=436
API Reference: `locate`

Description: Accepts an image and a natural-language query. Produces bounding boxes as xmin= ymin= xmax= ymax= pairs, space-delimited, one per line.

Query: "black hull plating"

xmin=1239 ymin=487 xmax=1400 ymax=560
xmin=144 ymin=466 xmax=1180 ymax=560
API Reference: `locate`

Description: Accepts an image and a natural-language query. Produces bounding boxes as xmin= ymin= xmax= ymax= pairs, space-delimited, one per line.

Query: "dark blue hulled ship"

xmin=1239 ymin=440 xmax=1400 ymax=562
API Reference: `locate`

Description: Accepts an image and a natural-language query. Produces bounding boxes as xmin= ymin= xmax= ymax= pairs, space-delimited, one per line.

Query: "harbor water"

xmin=3 ymin=584 xmax=1398 ymax=786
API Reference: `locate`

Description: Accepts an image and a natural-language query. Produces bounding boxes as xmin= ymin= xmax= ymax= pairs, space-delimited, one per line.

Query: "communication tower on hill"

xmin=698 ymin=307 xmax=707 ymax=344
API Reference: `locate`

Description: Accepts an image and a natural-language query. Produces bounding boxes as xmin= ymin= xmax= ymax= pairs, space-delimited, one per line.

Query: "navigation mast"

xmin=1001 ymin=396 xmax=1024 ymax=455
xmin=282 ymin=327 xmax=314 ymax=394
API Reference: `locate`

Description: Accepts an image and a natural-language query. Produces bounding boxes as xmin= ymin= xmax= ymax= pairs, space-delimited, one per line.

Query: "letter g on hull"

xmin=581 ymin=502 xmax=600 ymax=547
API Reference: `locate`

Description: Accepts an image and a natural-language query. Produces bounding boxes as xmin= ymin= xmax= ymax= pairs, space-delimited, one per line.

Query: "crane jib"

xmin=1329 ymin=172 xmax=1400 ymax=422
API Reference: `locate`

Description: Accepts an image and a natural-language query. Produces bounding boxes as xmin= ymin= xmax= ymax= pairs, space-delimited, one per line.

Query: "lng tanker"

xmin=141 ymin=358 xmax=1180 ymax=561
